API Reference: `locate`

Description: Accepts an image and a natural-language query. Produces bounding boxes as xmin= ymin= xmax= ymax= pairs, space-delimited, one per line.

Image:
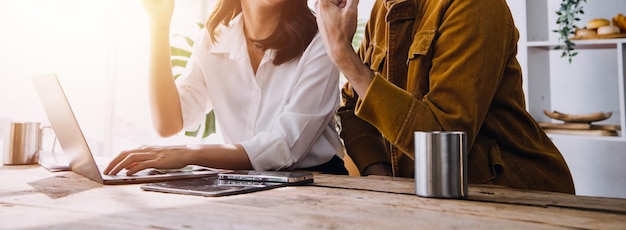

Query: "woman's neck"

xmin=240 ymin=0 xmax=282 ymax=40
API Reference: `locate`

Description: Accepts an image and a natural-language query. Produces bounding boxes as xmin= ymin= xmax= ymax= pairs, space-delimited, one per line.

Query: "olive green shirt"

xmin=339 ymin=0 xmax=575 ymax=194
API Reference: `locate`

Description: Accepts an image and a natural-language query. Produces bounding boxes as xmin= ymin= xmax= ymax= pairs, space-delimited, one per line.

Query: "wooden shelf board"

xmin=526 ymin=38 xmax=626 ymax=49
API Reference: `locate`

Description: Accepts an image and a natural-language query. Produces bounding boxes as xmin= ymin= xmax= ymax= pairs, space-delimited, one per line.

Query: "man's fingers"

xmin=317 ymin=0 xmax=340 ymax=10
xmin=337 ymin=0 xmax=347 ymax=8
xmin=346 ymin=0 xmax=358 ymax=10
xmin=316 ymin=0 xmax=357 ymax=16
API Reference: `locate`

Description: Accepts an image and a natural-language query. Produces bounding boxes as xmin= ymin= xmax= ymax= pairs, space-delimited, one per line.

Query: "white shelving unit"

xmin=512 ymin=0 xmax=626 ymax=199
xmin=526 ymin=39 xmax=626 ymax=139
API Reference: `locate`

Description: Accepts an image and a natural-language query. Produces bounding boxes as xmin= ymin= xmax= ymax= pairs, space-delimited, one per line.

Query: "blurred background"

xmin=0 ymin=0 xmax=376 ymax=158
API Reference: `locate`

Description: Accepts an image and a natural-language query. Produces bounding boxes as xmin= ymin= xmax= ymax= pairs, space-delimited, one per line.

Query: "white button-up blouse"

xmin=175 ymin=15 xmax=344 ymax=170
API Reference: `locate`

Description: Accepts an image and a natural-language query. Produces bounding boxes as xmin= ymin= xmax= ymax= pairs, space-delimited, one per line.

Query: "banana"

xmin=612 ymin=13 xmax=626 ymax=33
xmin=543 ymin=110 xmax=612 ymax=123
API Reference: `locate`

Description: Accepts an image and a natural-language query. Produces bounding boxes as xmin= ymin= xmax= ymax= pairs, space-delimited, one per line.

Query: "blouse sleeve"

xmin=175 ymin=29 xmax=214 ymax=131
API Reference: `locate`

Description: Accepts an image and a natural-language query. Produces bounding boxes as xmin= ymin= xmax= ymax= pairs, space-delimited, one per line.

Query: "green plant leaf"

xmin=171 ymin=59 xmax=187 ymax=68
xmin=351 ymin=19 xmax=367 ymax=50
xmin=553 ymin=0 xmax=586 ymax=63
xmin=185 ymin=128 xmax=200 ymax=138
xmin=171 ymin=46 xmax=192 ymax=57
xmin=202 ymin=111 xmax=216 ymax=138
xmin=182 ymin=111 xmax=215 ymax=138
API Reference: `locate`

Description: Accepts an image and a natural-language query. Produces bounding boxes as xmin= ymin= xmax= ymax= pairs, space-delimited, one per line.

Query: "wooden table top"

xmin=1 ymin=165 xmax=625 ymax=229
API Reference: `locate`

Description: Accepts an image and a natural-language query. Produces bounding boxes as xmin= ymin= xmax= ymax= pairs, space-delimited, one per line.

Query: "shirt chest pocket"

xmin=406 ymin=30 xmax=436 ymax=95
xmin=362 ymin=44 xmax=387 ymax=73
xmin=407 ymin=30 xmax=436 ymax=62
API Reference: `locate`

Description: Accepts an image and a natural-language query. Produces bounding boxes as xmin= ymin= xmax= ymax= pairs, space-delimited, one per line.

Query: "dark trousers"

xmin=299 ymin=155 xmax=349 ymax=175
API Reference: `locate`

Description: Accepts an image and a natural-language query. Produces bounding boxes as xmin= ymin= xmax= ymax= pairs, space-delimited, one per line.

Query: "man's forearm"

xmin=331 ymin=45 xmax=374 ymax=97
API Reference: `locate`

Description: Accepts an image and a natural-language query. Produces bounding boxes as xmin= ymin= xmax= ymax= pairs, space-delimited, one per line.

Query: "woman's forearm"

xmin=147 ymin=23 xmax=184 ymax=137
xmin=187 ymin=144 xmax=253 ymax=170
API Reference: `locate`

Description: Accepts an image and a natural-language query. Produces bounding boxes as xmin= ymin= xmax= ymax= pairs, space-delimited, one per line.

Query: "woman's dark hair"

xmin=206 ymin=0 xmax=317 ymax=65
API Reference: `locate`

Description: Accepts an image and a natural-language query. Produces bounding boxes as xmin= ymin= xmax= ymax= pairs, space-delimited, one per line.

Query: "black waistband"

xmin=298 ymin=155 xmax=348 ymax=175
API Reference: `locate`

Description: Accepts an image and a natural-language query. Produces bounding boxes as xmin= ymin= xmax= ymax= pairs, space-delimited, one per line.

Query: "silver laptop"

xmin=31 ymin=73 xmax=218 ymax=185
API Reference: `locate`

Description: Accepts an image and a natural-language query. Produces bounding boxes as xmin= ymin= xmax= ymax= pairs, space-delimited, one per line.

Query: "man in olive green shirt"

xmin=315 ymin=0 xmax=575 ymax=194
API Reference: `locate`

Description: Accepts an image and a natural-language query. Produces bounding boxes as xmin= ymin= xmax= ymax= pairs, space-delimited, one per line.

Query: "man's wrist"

xmin=337 ymin=52 xmax=374 ymax=96
xmin=328 ymin=43 xmax=358 ymax=68
xmin=363 ymin=162 xmax=392 ymax=176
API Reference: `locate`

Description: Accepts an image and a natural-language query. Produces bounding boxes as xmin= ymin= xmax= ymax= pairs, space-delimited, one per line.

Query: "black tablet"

xmin=141 ymin=171 xmax=314 ymax=197
xmin=140 ymin=176 xmax=285 ymax=197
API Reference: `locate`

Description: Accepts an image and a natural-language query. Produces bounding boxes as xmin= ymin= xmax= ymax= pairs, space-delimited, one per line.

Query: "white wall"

xmin=0 ymin=0 xmax=214 ymax=157
xmin=0 ymin=0 xmax=112 ymax=154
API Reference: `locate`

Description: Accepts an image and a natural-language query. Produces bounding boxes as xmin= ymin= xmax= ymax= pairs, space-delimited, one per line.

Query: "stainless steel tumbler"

xmin=414 ymin=131 xmax=467 ymax=198
xmin=3 ymin=122 xmax=43 ymax=165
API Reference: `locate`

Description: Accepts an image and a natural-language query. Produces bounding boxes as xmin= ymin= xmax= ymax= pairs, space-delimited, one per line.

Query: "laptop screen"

xmin=31 ymin=73 xmax=105 ymax=183
xmin=31 ymin=73 xmax=220 ymax=185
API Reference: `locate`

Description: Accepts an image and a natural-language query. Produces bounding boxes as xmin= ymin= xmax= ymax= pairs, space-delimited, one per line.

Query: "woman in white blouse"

xmin=104 ymin=0 xmax=347 ymax=175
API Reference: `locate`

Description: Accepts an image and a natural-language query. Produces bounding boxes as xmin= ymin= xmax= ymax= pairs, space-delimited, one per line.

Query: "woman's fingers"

xmin=105 ymin=152 xmax=157 ymax=176
xmin=124 ymin=159 xmax=153 ymax=176
xmin=103 ymin=145 xmax=190 ymax=175
xmin=103 ymin=146 xmax=151 ymax=174
xmin=103 ymin=151 xmax=131 ymax=174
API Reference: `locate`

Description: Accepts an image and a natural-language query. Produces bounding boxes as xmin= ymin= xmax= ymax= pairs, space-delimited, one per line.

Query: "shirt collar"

xmin=208 ymin=14 xmax=275 ymax=61
xmin=384 ymin=0 xmax=416 ymax=22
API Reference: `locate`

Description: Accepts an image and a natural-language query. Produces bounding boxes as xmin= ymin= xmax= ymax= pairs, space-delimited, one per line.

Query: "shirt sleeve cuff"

xmin=239 ymin=134 xmax=293 ymax=171
xmin=344 ymin=133 xmax=390 ymax=174
xmin=354 ymin=73 xmax=415 ymax=144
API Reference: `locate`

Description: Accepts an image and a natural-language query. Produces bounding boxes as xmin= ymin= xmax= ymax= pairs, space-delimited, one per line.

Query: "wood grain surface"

xmin=1 ymin=165 xmax=625 ymax=229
